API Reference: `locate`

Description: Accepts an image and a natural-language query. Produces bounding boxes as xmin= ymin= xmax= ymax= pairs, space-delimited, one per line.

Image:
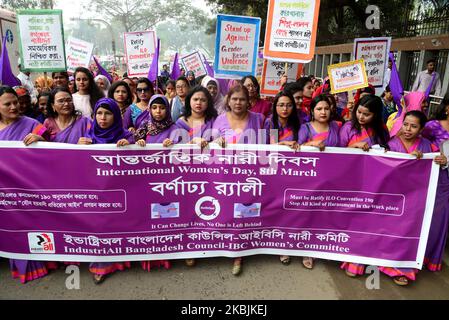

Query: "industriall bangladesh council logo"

xmin=27 ymin=233 xmax=56 ymax=253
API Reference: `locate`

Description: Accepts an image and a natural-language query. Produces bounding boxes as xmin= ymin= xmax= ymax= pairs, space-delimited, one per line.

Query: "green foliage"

xmin=0 ymin=0 xmax=55 ymax=10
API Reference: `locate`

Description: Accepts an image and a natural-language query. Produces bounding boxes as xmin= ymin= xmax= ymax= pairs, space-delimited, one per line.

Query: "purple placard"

xmin=0 ymin=142 xmax=440 ymax=268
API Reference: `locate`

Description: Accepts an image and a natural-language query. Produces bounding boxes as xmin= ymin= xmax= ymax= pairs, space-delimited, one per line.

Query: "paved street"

xmin=2 ymin=250 xmax=449 ymax=300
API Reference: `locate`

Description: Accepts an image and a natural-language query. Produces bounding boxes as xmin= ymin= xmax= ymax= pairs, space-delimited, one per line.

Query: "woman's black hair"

xmin=309 ymin=95 xmax=332 ymax=121
xmin=166 ymin=80 xmax=176 ymax=88
xmin=430 ymin=92 xmax=449 ymax=120
xmin=241 ymin=75 xmax=261 ymax=99
xmin=73 ymin=67 xmax=104 ymax=109
xmin=46 ymin=87 xmax=80 ymax=118
xmin=271 ymin=90 xmax=300 ymax=141
xmin=297 ymin=76 xmax=313 ymax=90
xmin=351 ymin=94 xmax=389 ymax=145
xmin=404 ymin=110 xmax=428 ymax=129
xmin=183 ymin=86 xmax=217 ymax=122
xmin=175 ymin=76 xmax=190 ymax=90
xmin=136 ymin=78 xmax=155 ymax=103
xmin=108 ymin=81 xmax=133 ymax=107
xmin=284 ymin=82 xmax=302 ymax=96
xmin=0 ymin=85 xmax=18 ymax=98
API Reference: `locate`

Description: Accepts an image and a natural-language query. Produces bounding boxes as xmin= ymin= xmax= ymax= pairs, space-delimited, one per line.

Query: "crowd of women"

xmin=1 ymin=64 xmax=449 ymax=287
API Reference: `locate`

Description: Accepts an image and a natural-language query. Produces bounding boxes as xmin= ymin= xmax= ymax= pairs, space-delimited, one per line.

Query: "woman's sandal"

xmin=345 ymin=270 xmax=358 ymax=278
xmin=393 ymin=276 xmax=409 ymax=286
xmin=302 ymin=257 xmax=314 ymax=269
xmin=280 ymin=255 xmax=291 ymax=265
xmin=93 ymin=274 xmax=106 ymax=285
xmin=185 ymin=259 xmax=196 ymax=267
xmin=232 ymin=259 xmax=242 ymax=276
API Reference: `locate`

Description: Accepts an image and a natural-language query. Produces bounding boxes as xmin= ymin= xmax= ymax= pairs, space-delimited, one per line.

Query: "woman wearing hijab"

xmin=186 ymin=70 xmax=197 ymax=87
xmin=201 ymin=76 xmax=226 ymax=115
xmin=78 ymin=98 xmax=134 ymax=283
xmin=135 ymin=94 xmax=178 ymax=146
xmin=95 ymin=74 xmax=111 ymax=96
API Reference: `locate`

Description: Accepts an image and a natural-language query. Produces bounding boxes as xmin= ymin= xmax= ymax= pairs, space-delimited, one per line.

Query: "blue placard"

xmin=214 ymin=14 xmax=261 ymax=79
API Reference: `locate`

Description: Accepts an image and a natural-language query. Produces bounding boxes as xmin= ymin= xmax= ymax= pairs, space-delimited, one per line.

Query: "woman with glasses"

xmin=171 ymin=77 xmax=190 ymax=121
xmin=123 ymin=78 xmax=155 ymax=133
xmin=72 ymin=67 xmax=104 ymax=119
xmin=43 ymin=87 xmax=92 ymax=143
xmin=241 ymin=75 xmax=271 ymax=117
xmin=0 ymin=85 xmax=54 ymax=283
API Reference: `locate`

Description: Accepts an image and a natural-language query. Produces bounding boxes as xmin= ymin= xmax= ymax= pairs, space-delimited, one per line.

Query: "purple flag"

xmin=93 ymin=55 xmax=113 ymax=83
xmin=202 ymin=53 xmax=214 ymax=77
xmin=170 ymin=52 xmax=181 ymax=80
xmin=388 ymin=53 xmax=404 ymax=118
xmin=0 ymin=37 xmax=20 ymax=87
xmin=147 ymin=38 xmax=160 ymax=84
xmin=424 ymin=72 xmax=437 ymax=99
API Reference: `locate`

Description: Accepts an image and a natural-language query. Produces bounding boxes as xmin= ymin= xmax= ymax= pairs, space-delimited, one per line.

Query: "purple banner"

xmin=0 ymin=142 xmax=439 ymax=268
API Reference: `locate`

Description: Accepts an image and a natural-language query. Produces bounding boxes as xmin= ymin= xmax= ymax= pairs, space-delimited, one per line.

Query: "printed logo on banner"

xmin=28 ymin=232 xmax=55 ymax=253
xmin=195 ymin=196 xmax=220 ymax=221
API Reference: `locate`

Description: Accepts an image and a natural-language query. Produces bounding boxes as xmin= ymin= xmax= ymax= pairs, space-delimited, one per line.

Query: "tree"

xmin=85 ymin=0 xmax=209 ymax=32
xmin=0 ymin=0 xmax=55 ymax=10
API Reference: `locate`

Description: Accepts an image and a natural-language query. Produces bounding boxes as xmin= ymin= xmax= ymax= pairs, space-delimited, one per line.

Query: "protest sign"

xmin=180 ymin=51 xmax=207 ymax=78
xmin=261 ymin=60 xmax=303 ymax=95
xmin=214 ymin=14 xmax=261 ymax=79
xmin=123 ymin=31 xmax=157 ymax=77
xmin=0 ymin=142 xmax=439 ymax=268
xmin=66 ymin=36 xmax=94 ymax=73
xmin=17 ymin=9 xmax=66 ymax=72
xmin=264 ymin=0 xmax=320 ymax=63
xmin=328 ymin=59 xmax=368 ymax=94
xmin=354 ymin=37 xmax=392 ymax=88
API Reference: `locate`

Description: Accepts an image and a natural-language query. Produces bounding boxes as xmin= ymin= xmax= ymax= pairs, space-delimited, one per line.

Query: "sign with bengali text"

xmin=123 ymin=31 xmax=157 ymax=77
xmin=261 ymin=60 xmax=303 ymax=96
xmin=180 ymin=51 xmax=207 ymax=78
xmin=17 ymin=9 xmax=66 ymax=72
xmin=328 ymin=60 xmax=369 ymax=94
xmin=264 ymin=0 xmax=320 ymax=63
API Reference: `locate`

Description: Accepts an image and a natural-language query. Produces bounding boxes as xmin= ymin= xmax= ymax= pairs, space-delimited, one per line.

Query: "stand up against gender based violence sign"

xmin=180 ymin=51 xmax=208 ymax=78
xmin=261 ymin=60 xmax=303 ymax=96
xmin=124 ymin=31 xmax=157 ymax=77
xmin=214 ymin=14 xmax=261 ymax=79
xmin=17 ymin=9 xmax=66 ymax=72
xmin=354 ymin=37 xmax=391 ymax=89
xmin=0 ymin=142 xmax=440 ymax=269
xmin=264 ymin=0 xmax=320 ymax=63
xmin=66 ymin=36 xmax=94 ymax=73
xmin=328 ymin=60 xmax=369 ymax=94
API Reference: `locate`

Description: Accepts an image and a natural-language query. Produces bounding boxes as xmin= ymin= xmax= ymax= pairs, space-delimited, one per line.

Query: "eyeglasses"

xmin=55 ymin=98 xmax=73 ymax=105
xmin=176 ymin=85 xmax=188 ymax=89
xmin=136 ymin=87 xmax=150 ymax=93
xmin=276 ymin=103 xmax=294 ymax=109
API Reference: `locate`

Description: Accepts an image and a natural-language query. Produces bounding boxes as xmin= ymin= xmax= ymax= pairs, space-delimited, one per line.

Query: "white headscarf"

xmin=94 ymin=75 xmax=111 ymax=96
xmin=201 ymin=75 xmax=225 ymax=115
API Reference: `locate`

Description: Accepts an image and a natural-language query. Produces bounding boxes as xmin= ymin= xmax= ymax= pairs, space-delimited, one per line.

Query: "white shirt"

xmin=73 ymin=93 xmax=92 ymax=118
xmin=412 ymin=70 xmax=442 ymax=96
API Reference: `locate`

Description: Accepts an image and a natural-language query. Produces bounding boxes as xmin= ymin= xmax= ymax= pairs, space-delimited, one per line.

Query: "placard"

xmin=17 ymin=9 xmax=66 ymax=71
xmin=214 ymin=14 xmax=261 ymax=79
xmin=354 ymin=37 xmax=391 ymax=88
xmin=263 ymin=0 xmax=320 ymax=63
xmin=328 ymin=60 xmax=368 ymax=94
xmin=66 ymin=36 xmax=94 ymax=73
xmin=180 ymin=51 xmax=207 ymax=78
xmin=123 ymin=31 xmax=157 ymax=77
xmin=261 ymin=60 xmax=303 ymax=95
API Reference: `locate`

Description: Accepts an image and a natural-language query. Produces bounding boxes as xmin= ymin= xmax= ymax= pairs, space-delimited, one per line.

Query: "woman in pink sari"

xmin=0 ymin=86 xmax=55 ymax=283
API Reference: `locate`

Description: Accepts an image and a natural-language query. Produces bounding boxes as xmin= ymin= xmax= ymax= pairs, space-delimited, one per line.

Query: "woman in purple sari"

xmin=297 ymin=95 xmax=341 ymax=269
xmin=298 ymin=95 xmax=341 ymax=150
xmin=43 ymin=87 xmax=92 ymax=143
xmin=421 ymin=94 xmax=449 ymax=273
xmin=212 ymin=85 xmax=266 ymax=146
xmin=264 ymin=91 xmax=300 ymax=266
xmin=175 ymin=86 xmax=217 ymax=148
xmin=339 ymin=95 xmax=390 ymax=278
xmin=212 ymin=85 xmax=266 ymax=276
xmin=0 ymin=86 xmax=55 ymax=283
xmin=78 ymin=98 xmax=134 ymax=283
xmin=381 ymin=111 xmax=445 ymax=285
